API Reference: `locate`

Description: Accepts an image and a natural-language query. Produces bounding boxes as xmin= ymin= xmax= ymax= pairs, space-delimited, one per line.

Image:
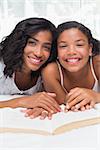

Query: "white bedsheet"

xmin=0 ymin=95 xmax=100 ymax=150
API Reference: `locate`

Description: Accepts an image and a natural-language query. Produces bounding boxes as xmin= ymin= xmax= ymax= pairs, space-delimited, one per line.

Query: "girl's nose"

xmin=68 ymin=45 xmax=76 ymax=54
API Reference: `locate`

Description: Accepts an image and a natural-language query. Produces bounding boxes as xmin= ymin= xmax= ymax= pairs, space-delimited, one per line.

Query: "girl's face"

xmin=23 ymin=30 xmax=52 ymax=72
xmin=57 ymin=28 xmax=92 ymax=73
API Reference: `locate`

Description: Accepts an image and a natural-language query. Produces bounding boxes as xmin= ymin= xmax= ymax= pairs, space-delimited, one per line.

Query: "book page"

xmin=0 ymin=106 xmax=100 ymax=135
xmin=51 ymin=104 xmax=100 ymax=134
xmin=0 ymin=95 xmax=53 ymax=135
xmin=0 ymin=107 xmax=53 ymax=135
xmin=0 ymin=95 xmax=100 ymax=135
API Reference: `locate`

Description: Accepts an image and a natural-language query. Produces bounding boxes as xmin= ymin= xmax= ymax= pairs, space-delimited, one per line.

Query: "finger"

xmin=65 ymin=103 xmax=70 ymax=110
xmin=38 ymin=98 xmax=61 ymax=113
xmin=73 ymin=108 xmax=79 ymax=112
xmin=47 ymin=92 xmax=56 ymax=97
xmin=40 ymin=110 xmax=48 ymax=120
xmin=71 ymin=106 xmax=79 ymax=112
xmin=67 ymin=91 xmax=81 ymax=103
xmin=48 ymin=112 xmax=53 ymax=120
xmin=20 ymin=108 xmax=28 ymax=113
xmin=43 ymin=92 xmax=61 ymax=110
xmin=24 ymin=109 xmax=36 ymax=117
xmin=64 ymin=107 xmax=68 ymax=113
xmin=90 ymin=101 xmax=95 ymax=108
xmin=36 ymin=93 xmax=60 ymax=112
xmin=20 ymin=109 xmax=33 ymax=117
xmin=75 ymin=99 xmax=90 ymax=110
xmin=85 ymin=104 xmax=90 ymax=110
xmin=44 ymin=95 xmax=61 ymax=112
xmin=67 ymin=95 xmax=84 ymax=109
xmin=38 ymin=102 xmax=57 ymax=113
xmin=68 ymin=87 xmax=81 ymax=95
xmin=80 ymin=106 xmax=86 ymax=111
xmin=29 ymin=108 xmax=43 ymax=119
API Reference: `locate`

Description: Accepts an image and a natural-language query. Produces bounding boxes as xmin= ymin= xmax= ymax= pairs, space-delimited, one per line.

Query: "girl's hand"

xmin=21 ymin=108 xmax=54 ymax=120
xmin=65 ymin=87 xmax=100 ymax=111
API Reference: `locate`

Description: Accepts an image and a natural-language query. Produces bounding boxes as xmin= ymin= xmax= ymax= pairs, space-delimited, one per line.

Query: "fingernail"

xmin=24 ymin=113 xmax=29 ymax=117
xmin=66 ymin=103 xmax=70 ymax=109
xmin=89 ymin=105 xmax=92 ymax=108
xmin=75 ymin=104 xmax=80 ymax=109
xmin=50 ymin=110 xmax=54 ymax=114
xmin=60 ymin=108 xmax=63 ymax=112
xmin=30 ymin=115 xmax=34 ymax=119
xmin=40 ymin=117 xmax=44 ymax=120
xmin=48 ymin=116 xmax=52 ymax=120
xmin=81 ymin=107 xmax=85 ymax=111
xmin=58 ymin=108 xmax=61 ymax=112
xmin=64 ymin=108 xmax=68 ymax=113
xmin=74 ymin=109 xmax=79 ymax=112
xmin=68 ymin=92 xmax=72 ymax=96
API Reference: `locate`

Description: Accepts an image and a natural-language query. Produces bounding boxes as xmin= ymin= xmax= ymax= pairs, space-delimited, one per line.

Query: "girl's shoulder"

xmin=92 ymin=55 xmax=100 ymax=80
xmin=43 ymin=61 xmax=58 ymax=70
xmin=42 ymin=61 xmax=60 ymax=80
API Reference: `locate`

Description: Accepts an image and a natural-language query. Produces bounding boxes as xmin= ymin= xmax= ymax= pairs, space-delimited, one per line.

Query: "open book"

xmin=0 ymin=95 xmax=100 ymax=135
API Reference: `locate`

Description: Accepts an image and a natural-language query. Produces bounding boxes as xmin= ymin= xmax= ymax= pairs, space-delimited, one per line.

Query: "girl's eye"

xmin=77 ymin=44 xmax=83 ymax=46
xmin=58 ymin=45 xmax=68 ymax=48
xmin=76 ymin=43 xmax=85 ymax=47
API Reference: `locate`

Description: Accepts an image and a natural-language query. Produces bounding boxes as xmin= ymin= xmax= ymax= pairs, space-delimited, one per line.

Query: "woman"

xmin=0 ymin=17 xmax=60 ymax=114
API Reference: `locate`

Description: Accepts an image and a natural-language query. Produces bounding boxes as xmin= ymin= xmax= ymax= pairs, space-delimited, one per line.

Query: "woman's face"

xmin=57 ymin=28 xmax=92 ymax=73
xmin=23 ymin=30 xmax=53 ymax=72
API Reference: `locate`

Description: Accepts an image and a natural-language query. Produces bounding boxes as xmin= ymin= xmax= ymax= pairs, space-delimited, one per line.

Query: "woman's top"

xmin=0 ymin=60 xmax=43 ymax=95
xmin=57 ymin=59 xmax=100 ymax=93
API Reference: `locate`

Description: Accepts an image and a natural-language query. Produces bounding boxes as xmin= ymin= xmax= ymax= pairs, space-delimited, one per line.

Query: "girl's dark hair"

xmin=0 ymin=17 xmax=57 ymax=77
xmin=57 ymin=21 xmax=100 ymax=56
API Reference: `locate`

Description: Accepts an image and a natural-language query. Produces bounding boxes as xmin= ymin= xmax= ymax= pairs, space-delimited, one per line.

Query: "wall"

xmin=0 ymin=0 xmax=100 ymax=40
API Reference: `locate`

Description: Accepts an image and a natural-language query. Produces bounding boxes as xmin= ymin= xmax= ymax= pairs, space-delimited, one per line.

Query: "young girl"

xmin=42 ymin=21 xmax=100 ymax=112
xmin=0 ymin=17 xmax=61 ymax=115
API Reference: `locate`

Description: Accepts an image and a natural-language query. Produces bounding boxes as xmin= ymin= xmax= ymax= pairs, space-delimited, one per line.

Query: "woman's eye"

xmin=27 ymin=40 xmax=36 ymax=46
xmin=44 ymin=46 xmax=51 ymax=51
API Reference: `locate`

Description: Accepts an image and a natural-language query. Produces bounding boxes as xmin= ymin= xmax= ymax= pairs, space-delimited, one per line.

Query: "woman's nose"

xmin=34 ymin=47 xmax=43 ymax=57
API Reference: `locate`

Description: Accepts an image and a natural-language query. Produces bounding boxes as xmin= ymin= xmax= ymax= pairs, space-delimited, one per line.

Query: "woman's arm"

xmin=42 ymin=62 xmax=66 ymax=104
xmin=0 ymin=99 xmax=16 ymax=108
xmin=0 ymin=92 xmax=61 ymax=113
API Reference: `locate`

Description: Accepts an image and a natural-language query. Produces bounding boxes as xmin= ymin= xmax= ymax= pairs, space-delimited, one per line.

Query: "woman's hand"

xmin=13 ymin=92 xmax=61 ymax=113
xmin=65 ymin=87 xmax=100 ymax=111
xmin=21 ymin=107 xmax=54 ymax=120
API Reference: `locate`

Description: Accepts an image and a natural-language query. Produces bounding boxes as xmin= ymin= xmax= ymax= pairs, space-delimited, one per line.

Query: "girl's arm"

xmin=42 ymin=62 xmax=66 ymax=105
xmin=65 ymin=55 xmax=100 ymax=111
xmin=93 ymin=55 xmax=100 ymax=82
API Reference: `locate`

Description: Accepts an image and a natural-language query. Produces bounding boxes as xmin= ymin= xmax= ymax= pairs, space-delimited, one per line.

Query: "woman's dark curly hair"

xmin=0 ymin=17 xmax=57 ymax=77
xmin=56 ymin=21 xmax=100 ymax=56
